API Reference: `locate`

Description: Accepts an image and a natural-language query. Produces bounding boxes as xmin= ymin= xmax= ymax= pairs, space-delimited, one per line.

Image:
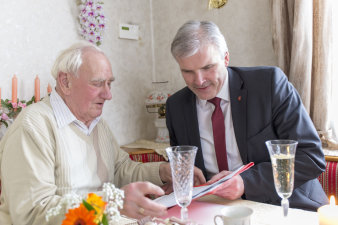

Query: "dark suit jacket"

xmin=166 ymin=66 xmax=328 ymax=211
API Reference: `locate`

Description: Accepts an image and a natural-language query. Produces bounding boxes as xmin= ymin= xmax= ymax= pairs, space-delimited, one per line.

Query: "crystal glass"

xmin=265 ymin=140 xmax=298 ymax=217
xmin=166 ymin=146 xmax=197 ymax=221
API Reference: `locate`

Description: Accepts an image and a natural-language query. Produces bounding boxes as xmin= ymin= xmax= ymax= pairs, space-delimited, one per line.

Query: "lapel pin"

xmin=238 ymin=96 xmax=242 ymax=101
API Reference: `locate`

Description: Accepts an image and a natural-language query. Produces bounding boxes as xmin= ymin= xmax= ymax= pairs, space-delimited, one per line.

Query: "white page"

xmin=154 ymin=165 xmax=246 ymax=208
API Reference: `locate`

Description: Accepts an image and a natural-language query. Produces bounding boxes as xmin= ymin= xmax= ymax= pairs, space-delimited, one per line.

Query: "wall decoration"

xmin=78 ymin=0 xmax=106 ymax=46
xmin=0 ymin=76 xmax=51 ymax=130
xmin=208 ymin=0 xmax=228 ymax=9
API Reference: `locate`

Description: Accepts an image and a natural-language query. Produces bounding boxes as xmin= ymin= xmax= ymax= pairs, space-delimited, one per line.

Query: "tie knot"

xmin=208 ymin=97 xmax=222 ymax=106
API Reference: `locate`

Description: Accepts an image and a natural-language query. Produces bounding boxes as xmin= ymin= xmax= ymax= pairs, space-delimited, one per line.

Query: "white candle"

xmin=318 ymin=196 xmax=338 ymax=225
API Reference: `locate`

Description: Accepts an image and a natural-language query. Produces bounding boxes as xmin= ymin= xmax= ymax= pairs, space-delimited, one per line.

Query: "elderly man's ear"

xmin=57 ymin=72 xmax=72 ymax=95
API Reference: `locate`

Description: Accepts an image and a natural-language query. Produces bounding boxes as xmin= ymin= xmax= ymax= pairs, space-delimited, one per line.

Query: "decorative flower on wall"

xmin=78 ymin=0 xmax=106 ymax=46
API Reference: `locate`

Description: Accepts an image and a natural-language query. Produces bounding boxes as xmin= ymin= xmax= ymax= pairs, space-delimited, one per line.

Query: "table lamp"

xmin=145 ymin=81 xmax=171 ymax=143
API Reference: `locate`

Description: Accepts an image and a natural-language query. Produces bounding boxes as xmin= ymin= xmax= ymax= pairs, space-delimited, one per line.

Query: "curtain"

xmin=333 ymin=2 xmax=338 ymax=145
xmin=271 ymin=0 xmax=338 ymax=149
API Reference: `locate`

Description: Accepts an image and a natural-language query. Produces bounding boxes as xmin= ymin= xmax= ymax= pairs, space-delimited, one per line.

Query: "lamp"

xmin=145 ymin=81 xmax=171 ymax=143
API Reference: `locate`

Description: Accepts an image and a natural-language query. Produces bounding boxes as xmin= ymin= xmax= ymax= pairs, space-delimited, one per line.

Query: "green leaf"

xmin=1 ymin=121 xmax=8 ymax=128
xmin=26 ymin=96 xmax=34 ymax=106
xmin=82 ymin=200 xmax=96 ymax=212
xmin=101 ymin=214 xmax=108 ymax=225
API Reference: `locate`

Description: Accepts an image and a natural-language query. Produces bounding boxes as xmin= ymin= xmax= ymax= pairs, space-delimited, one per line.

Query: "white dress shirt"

xmin=50 ymin=90 xmax=101 ymax=135
xmin=196 ymin=73 xmax=243 ymax=179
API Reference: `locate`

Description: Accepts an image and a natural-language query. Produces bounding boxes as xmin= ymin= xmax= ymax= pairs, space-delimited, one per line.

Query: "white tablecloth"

xmin=119 ymin=195 xmax=319 ymax=225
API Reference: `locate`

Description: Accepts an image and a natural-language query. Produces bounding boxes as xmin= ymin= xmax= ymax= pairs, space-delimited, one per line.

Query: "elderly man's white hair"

xmin=51 ymin=41 xmax=104 ymax=79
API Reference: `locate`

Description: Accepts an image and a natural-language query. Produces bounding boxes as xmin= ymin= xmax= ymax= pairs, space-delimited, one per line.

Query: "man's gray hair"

xmin=51 ymin=41 xmax=103 ymax=79
xmin=171 ymin=20 xmax=228 ymax=59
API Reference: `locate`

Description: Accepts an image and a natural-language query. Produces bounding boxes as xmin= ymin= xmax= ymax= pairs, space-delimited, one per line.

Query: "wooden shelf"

xmin=325 ymin=155 xmax=338 ymax=162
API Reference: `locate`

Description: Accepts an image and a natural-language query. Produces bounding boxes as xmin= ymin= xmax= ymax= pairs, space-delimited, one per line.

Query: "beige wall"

xmin=0 ymin=0 xmax=155 ymax=144
xmin=0 ymin=0 xmax=276 ymax=145
xmin=152 ymin=0 xmax=277 ymax=92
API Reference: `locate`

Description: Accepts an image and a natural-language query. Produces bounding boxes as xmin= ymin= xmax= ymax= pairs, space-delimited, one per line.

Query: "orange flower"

xmin=62 ymin=204 xmax=96 ymax=225
xmin=86 ymin=193 xmax=107 ymax=223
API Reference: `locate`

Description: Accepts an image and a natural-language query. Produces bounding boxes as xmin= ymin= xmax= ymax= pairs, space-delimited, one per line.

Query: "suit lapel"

xmin=183 ymin=90 xmax=206 ymax=175
xmin=228 ymin=68 xmax=248 ymax=164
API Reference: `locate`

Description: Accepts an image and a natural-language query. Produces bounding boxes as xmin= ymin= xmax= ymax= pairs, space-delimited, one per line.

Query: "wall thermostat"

xmin=119 ymin=23 xmax=139 ymax=40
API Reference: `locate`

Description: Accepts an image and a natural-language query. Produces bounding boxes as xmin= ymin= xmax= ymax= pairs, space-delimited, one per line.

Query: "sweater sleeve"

xmin=0 ymin=113 xmax=64 ymax=225
xmin=110 ymin=134 xmax=165 ymax=188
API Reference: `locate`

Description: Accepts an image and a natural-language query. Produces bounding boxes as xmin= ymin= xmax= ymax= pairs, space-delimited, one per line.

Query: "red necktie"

xmin=208 ymin=97 xmax=228 ymax=171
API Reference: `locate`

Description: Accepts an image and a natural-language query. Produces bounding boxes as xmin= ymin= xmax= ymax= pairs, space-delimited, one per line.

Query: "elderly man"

xmin=166 ymin=20 xmax=328 ymax=211
xmin=0 ymin=41 xmax=205 ymax=225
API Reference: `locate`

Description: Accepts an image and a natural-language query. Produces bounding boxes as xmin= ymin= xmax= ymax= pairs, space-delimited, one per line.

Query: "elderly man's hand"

xmin=206 ymin=171 xmax=244 ymax=200
xmin=159 ymin=163 xmax=206 ymax=194
xmin=120 ymin=182 xmax=168 ymax=219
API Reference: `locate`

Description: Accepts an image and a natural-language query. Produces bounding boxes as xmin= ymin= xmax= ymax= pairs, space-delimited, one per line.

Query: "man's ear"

xmin=57 ymin=72 xmax=72 ymax=95
xmin=224 ymin=52 xmax=230 ymax=67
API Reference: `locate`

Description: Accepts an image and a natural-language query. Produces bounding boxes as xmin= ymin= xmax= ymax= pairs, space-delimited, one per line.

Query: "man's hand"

xmin=120 ymin=182 xmax=167 ymax=219
xmin=159 ymin=163 xmax=206 ymax=194
xmin=207 ymin=170 xmax=244 ymax=200
xmin=159 ymin=163 xmax=172 ymax=184
xmin=192 ymin=166 xmax=207 ymax=186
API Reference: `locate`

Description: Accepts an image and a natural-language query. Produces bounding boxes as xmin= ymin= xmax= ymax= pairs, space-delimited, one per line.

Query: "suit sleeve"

xmin=240 ymin=67 xmax=326 ymax=205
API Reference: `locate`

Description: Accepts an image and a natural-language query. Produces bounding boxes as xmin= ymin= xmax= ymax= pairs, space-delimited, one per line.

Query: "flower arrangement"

xmin=0 ymin=96 xmax=35 ymax=128
xmin=78 ymin=0 xmax=106 ymax=46
xmin=46 ymin=183 xmax=124 ymax=225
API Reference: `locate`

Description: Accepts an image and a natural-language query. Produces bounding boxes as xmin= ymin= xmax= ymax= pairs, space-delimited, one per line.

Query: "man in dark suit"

xmin=166 ymin=20 xmax=328 ymax=211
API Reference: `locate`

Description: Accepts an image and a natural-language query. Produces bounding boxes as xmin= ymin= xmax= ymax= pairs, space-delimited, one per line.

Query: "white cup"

xmin=214 ymin=206 xmax=253 ymax=225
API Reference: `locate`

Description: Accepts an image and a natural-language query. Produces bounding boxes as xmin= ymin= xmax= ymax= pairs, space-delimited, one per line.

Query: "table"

xmin=194 ymin=195 xmax=318 ymax=225
xmin=119 ymin=195 xmax=319 ymax=225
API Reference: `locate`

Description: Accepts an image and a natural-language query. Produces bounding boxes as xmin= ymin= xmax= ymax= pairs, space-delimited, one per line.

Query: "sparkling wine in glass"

xmin=166 ymin=146 xmax=197 ymax=222
xmin=265 ymin=140 xmax=298 ymax=217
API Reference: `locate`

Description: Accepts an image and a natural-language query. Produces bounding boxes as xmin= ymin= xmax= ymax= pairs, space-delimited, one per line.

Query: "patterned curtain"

xmin=271 ymin=0 xmax=338 ymax=149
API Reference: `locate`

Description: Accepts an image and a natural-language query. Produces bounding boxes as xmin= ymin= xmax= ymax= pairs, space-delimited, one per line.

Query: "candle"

xmin=34 ymin=75 xmax=40 ymax=103
xmin=12 ymin=75 xmax=17 ymax=104
xmin=318 ymin=196 xmax=338 ymax=225
xmin=47 ymin=83 xmax=52 ymax=95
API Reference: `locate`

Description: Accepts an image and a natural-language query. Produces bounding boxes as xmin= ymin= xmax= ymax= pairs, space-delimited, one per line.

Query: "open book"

xmin=154 ymin=162 xmax=254 ymax=208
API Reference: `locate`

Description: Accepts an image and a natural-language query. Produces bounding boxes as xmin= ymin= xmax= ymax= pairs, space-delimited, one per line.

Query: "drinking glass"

xmin=166 ymin=146 xmax=197 ymax=221
xmin=265 ymin=140 xmax=298 ymax=217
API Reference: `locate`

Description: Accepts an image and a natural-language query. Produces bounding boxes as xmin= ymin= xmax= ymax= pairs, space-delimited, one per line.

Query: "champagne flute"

xmin=265 ymin=140 xmax=298 ymax=217
xmin=166 ymin=146 xmax=197 ymax=221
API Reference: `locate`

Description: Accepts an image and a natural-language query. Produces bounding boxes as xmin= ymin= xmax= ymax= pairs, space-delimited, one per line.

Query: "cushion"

xmin=318 ymin=161 xmax=338 ymax=200
xmin=129 ymin=152 xmax=165 ymax=163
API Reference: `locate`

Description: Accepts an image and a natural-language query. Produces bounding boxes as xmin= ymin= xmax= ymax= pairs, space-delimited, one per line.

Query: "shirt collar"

xmin=50 ymin=90 xmax=101 ymax=135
